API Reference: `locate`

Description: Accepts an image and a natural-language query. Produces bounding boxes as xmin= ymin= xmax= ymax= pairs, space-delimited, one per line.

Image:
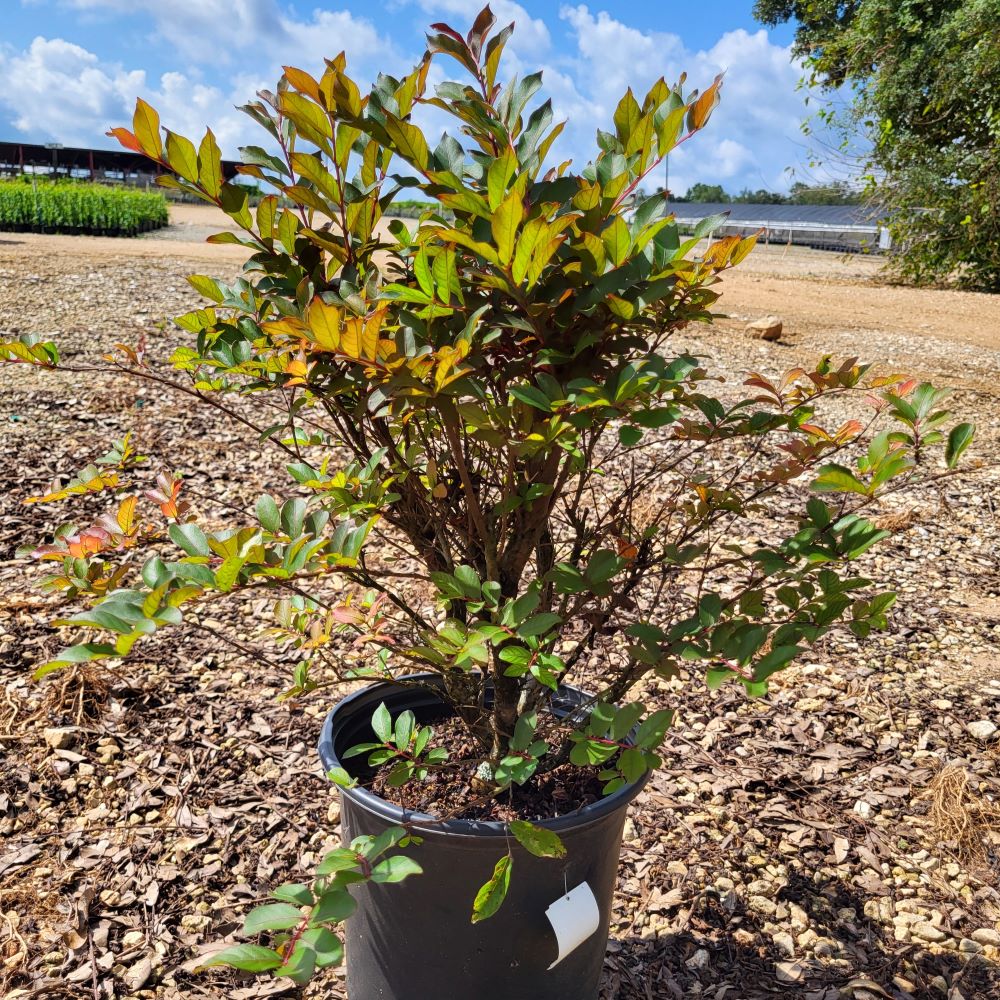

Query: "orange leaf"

xmin=688 ymin=74 xmax=723 ymax=130
xmin=106 ymin=127 xmax=143 ymax=155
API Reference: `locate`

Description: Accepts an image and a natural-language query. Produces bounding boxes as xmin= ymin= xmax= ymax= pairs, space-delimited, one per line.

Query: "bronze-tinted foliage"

xmin=0 ymin=4 xmax=976 ymax=976
xmin=6 ymin=2 xmax=973 ymax=738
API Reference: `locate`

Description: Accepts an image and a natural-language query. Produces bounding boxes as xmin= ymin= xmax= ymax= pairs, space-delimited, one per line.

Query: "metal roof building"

xmin=670 ymin=202 xmax=889 ymax=252
xmin=0 ymin=140 xmax=241 ymax=185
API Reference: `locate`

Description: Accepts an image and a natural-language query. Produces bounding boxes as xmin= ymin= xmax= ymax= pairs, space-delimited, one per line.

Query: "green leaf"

xmin=587 ymin=550 xmax=623 ymax=584
xmin=165 ymin=130 xmax=198 ymax=181
xmin=569 ymin=738 xmax=617 ymax=765
xmin=487 ymin=148 xmax=517 ymax=211
xmin=33 ymin=642 xmax=118 ymax=680
xmin=509 ymin=820 xmax=566 ymax=859
xmin=243 ymin=902 xmax=302 ymax=935
xmin=617 ymin=746 xmax=648 ymax=783
xmin=516 ymin=612 xmax=562 ymax=638
xmin=393 ymin=709 xmax=415 ymax=751
xmin=168 ymin=522 xmax=210 ymax=557
xmin=256 ymin=494 xmax=281 ymax=532
xmin=491 ymin=189 xmax=524 ymax=265
xmin=195 ymin=943 xmax=283 ymax=973
xmin=315 ymin=848 xmax=362 ymax=876
xmin=309 ymin=889 xmax=357 ymax=924
xmin=133 ymin=98 xmax=162 ymax=159
xmin=272 ymin=884 xmax=314 ymax=906
xmin=299 ymin=927 xmax=343 ymax=968
xmin=945 ymin=422 xmax=974 ymax=468
xmin=471 ymin=854 xmax=512 ymax=923
xmin=198 ymin=128 xmax=223 ymax=197
xmin=509 ymin=385 xmax=553 ymax=411
xmin=281 ymin=941 xmax=316 ymax=984
xmin=634 ymin=709 xmax=673 ymax=748
xmin=692 ymin=212 xmax=727 ymax=239
xmin=613 ymin=89 xmax=641 ymax=144
xmin=511 ymin=710 xmax=537 ymax=751
xmin=753 ymin=644 xmax=803 ymax=680
xmin=215 ymin=554 xmax=247 ymax=593
xmin=240 ymin=145 xmax=290 ymax=176
xmin=280 ymin=498 xmax=306 ymax=537
xmin=706 ymin=666 xmax=736 ymax=690
xmin=602 ymin=216 xmax=630 ymax=267
xmin=187 ymin=275 xmax=225 ymax=303
xmin=384 ymin=115 xmax=429 ymax=169
xmin=371 ymin=702 xmax=392 ymax=743
xmin=811 ymin=464 xmax=869 ymax=496
xmin=609 ymin=702 xmax=643 ymax=741
xmin=413 ymin=247 xmax=434 ymax=298
xmin=499 ymin=645 xmax=531 ymax=666
xmin=371 ymin=856 xmax=423 ymax=883
xmin=326 ymin=766 xmax=357 ymax=789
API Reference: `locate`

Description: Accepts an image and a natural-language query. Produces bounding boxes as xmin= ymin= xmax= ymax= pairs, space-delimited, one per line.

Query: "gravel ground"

xmin=1 ymin=214 xmax=998 ymax=1000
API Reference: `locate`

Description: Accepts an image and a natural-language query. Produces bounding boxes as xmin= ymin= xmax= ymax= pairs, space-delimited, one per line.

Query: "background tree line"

xmin=753 ymin=0 xmax=1000 ymax=292
xmin=666 ymin=180 xmax=862 ymax=205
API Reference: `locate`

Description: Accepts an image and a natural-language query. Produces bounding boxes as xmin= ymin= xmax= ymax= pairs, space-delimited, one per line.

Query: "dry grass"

xmin=37 ymin=664 xmax=113 ymax=727
xmin=926 ymin=763 xmax=1000 ymax=869
xmin=873 ymin=504 xmax=926 ymax=533
xmin=0 ymin=907 xmax=28 ymax=988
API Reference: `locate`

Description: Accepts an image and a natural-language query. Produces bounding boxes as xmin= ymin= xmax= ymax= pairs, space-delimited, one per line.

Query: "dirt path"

xmin=3 ymin=202 xmax=998 ymax=350
xmin=715 ymin=244 xmax=1000 ymax=352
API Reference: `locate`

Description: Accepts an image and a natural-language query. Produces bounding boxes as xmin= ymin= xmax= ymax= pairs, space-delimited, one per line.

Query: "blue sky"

xmin=0 ymin=1 xmax=826 ymax=195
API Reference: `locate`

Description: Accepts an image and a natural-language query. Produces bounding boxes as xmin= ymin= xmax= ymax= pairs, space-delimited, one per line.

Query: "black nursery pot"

xmin=317 ymin=675 xmax=650 ymax=1000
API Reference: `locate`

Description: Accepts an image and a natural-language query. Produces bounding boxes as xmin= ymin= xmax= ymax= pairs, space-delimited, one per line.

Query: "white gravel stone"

xmin=971 ymin=928 xmax=1000 ymax=947
xmin=966 ymin=720 xmax=997 ymax=740
xmin=686 ymin=948 xmax=710 ymax=971
xmin=43 ymin=727 xmax=75 ymax=749
xmin=772 ymin=931 xmax=795 ymax=957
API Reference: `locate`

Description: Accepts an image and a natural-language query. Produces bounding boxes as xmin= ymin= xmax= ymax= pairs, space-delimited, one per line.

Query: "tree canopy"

xmin=668 ymin=180 xmax=860 ymax=205
xmin=755 ymin=0 xmax=1000 ymax=291
xmin=684 ymin=182 xmax=729 ymax=203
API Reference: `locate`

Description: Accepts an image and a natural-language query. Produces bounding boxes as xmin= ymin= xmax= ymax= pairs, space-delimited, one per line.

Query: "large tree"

xmin=684 ymin=182 xmax=730 ymax=202
xmin=755 ymin=0 xmax=1000 ymax=290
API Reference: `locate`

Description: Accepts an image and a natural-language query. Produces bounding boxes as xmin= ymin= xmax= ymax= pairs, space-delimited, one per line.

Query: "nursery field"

xmin=0 ymin=180 xmax=168 ymax=237
xmin=1 ymin=211 xmax=999 ymax=999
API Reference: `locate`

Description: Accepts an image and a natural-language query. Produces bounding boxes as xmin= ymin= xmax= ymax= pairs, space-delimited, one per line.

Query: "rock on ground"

xmin=745 ymin=315 xmax=783 ymax=340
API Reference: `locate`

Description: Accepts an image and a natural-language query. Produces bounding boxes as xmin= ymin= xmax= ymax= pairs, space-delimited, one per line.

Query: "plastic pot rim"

xmin=317 ymin=673 xmax=651 ymax=844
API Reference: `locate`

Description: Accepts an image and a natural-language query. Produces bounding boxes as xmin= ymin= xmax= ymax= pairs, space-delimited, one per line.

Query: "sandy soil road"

xmin=2 ymin=203 xmax=997 ymax=352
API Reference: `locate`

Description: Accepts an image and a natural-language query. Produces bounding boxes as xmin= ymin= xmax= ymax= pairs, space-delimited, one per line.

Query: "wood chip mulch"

xmin=1 ymin=242 xmax=998 ymax=999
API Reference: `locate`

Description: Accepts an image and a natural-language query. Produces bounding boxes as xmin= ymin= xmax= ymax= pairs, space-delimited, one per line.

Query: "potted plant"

xmin=4 ymin=5 xmax=974 ymax=998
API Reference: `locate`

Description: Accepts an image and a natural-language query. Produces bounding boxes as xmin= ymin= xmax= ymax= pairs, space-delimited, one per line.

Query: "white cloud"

xmin=63 ymin=1 xmax=276 ymax=63
xmin=554 ymin=6 xmax=809 ymax=194
xmin=63 ymin=0 xmax=394 ymax=69
xmin=0 ymin=3 xmax=402 ymax=156
xmin=558 ymin=5 xmax=687 ymax=95
xmin=0 ymin=38 xmax=276 ymax=153
xmin=0 ymin=38 xmax=146 ymax=146
xmin=1 ymin=2 xmax=817 ymax=194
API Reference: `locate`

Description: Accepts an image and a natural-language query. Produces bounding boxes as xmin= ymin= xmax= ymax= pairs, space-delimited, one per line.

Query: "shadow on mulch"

xmin=601 ymin=878 xmax=1000 ymax=999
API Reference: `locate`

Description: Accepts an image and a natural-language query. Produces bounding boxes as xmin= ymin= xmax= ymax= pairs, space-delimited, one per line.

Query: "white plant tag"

xmin=545 ymin=881 xmax=600 ymax=970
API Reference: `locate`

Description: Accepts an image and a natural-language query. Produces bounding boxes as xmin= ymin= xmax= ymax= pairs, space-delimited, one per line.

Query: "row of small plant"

xmin=0 ymin=178 xmax=168 ymax=236
xmin=390 ymin=198 xmax=453 ymax=219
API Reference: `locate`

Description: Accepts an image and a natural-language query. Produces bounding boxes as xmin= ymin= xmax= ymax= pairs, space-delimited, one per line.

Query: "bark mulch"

xmin=1 ymin=243 xmax=998 ymax=999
